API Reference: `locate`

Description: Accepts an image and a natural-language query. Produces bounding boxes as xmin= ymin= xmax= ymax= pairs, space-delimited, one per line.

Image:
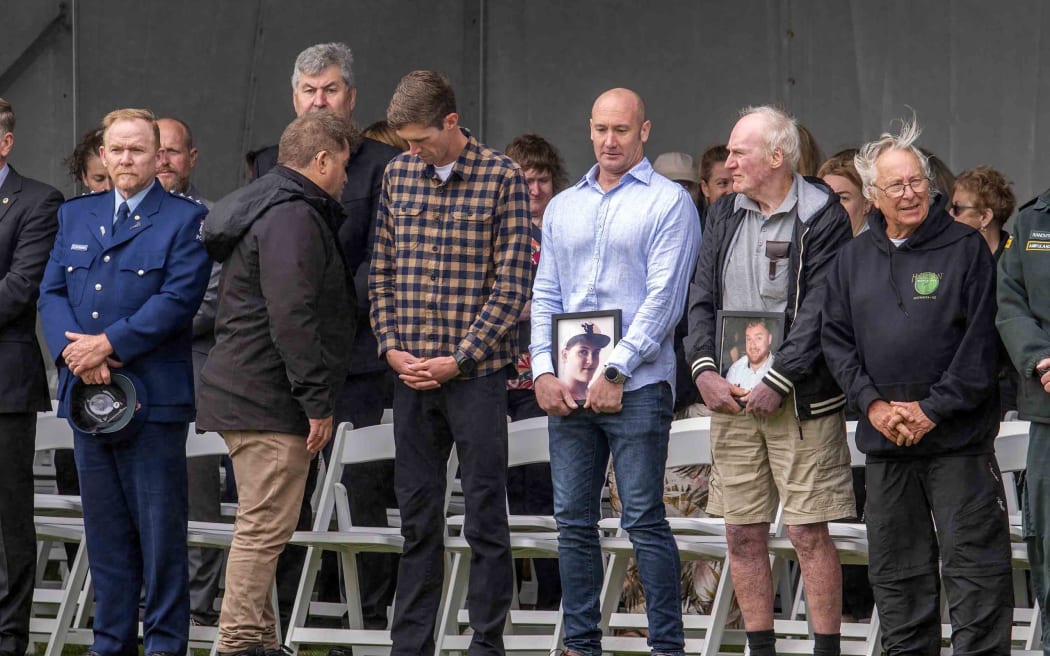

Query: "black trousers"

xmin=390 ymin=371 xmax=512 ymax=656
xmin=0 ymin=413 xmax=35 ymax=656
xmin=866 ymin=453 xmax=1013 ymax=656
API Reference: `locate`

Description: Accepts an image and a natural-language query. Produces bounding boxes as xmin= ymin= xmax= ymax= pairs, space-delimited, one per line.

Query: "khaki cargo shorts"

xmin=706 ymin=395 xmax=855 ymax=525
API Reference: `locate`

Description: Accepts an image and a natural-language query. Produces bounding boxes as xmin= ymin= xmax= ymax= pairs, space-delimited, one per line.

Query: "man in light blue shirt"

xmin=530 ymin=88 xmax=700 ymax=656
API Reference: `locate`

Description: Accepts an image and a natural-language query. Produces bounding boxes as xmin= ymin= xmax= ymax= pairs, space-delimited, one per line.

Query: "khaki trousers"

xmin=217 ymin=431 xmax=312 ymax=651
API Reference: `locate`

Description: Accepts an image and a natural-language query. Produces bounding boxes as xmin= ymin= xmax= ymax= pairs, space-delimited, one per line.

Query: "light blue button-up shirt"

xmin=530 ymin=158 xmax=701 ymax=393
xmin=0 ymin=163 xmax=9 ymax=193
xmin=112 ymin=180 xmax=156 ymax=224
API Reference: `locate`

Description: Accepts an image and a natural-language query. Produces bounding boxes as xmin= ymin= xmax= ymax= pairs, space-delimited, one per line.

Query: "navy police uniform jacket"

xmin=38 ymin=181 xmax=211 ymax=423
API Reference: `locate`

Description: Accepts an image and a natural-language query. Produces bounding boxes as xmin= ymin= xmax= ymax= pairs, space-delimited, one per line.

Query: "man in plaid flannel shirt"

xmin=368 ymin=70 xmax=532 ymax=656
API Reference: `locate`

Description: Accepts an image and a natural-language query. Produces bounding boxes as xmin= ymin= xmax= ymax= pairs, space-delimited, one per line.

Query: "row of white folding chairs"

xmin=352 ymin=415 xmax=858 ymax=656
xmin=30 ymin=414 xmax=244 ymax=656
xmin=167 ymin=414 xmax=1043 ymax=656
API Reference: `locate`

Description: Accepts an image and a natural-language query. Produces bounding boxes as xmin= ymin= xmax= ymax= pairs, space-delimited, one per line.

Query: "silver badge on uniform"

xmin=71 ymin=244 xmax=89 ymax=251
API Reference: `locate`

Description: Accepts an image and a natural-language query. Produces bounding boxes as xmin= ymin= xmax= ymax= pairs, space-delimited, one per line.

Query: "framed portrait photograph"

xmin=715 ymin=310 xmax=784 ymax=390
xmin=552 ymin=310 xmax=623 ymax=401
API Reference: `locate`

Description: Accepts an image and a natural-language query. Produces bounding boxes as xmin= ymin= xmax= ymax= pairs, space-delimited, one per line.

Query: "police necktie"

xmin=114 ymin=201 xmax=130 ymax=241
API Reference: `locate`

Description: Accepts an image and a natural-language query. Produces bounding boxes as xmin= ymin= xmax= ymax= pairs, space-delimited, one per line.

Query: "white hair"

xmin=739 ymin=105 xmax=801 ymax=170
xmin=854 ymin=117 xmax=933 ymax=201
xmin=291 ymin=42 xmax=355 ymax=90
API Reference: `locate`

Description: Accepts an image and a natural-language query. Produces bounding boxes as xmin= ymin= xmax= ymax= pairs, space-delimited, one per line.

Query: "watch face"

xmin=605 ymin=366 xmax=619 ymax=382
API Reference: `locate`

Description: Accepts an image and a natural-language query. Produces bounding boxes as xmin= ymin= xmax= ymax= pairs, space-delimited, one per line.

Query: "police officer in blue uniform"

xmin=38 ymin=108 xmax=210 ymax=656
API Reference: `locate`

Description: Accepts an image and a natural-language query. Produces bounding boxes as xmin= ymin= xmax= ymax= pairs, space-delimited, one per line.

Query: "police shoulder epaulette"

xmin=66 ymin=188 xmax=109 ymax=204
xmin=169 ymin=190 xmax=203 ymax=205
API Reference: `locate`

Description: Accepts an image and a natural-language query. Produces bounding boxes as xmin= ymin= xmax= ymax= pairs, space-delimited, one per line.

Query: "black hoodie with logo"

xmin=822 ymin=195 xmax=1000 ymax=459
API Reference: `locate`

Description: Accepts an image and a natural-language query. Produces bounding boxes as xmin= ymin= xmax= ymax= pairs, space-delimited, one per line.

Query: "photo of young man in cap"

xmin=558 ymin=322 xmax=612 ymax=401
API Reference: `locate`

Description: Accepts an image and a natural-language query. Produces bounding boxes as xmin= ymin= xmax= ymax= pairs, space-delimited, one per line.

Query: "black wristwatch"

xmin=454 ymin=351 xmax=476 ymax=377
xmin=603 ymin=365 xmax=628 ymax=385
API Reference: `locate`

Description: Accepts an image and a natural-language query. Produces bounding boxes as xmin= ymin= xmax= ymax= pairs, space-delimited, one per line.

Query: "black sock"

xmin=746 ymin=629 xmax=776 ymax=656
xmin=814 ymin=632 xmax=841 ymax=656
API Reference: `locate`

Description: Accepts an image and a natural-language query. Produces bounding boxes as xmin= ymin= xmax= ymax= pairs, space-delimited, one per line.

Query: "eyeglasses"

xmin=873 ymin=177 xmax=930 ymax=199
xmin=948 ymin=202 xmax=978 ymax=217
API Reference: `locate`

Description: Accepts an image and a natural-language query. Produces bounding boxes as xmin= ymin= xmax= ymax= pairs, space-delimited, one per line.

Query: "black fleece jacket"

xmin=196 ymin=166 xmax=356 ymax=435
xmin=822 ymin=195 xmax=1000 ymax=458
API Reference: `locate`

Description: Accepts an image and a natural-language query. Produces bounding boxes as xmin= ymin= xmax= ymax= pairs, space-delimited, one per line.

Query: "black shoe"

xmin=326 ymin=647 xmax=352 ymax=656
xmin=265 ymin=647 xmax=295 ymax=656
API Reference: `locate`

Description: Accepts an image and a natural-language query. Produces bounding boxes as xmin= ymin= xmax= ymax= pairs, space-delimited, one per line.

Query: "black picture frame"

xmin=552 ymin=309 xmax=623 ymax=401
xmin=715 ymin=310 xmax=785 ymax=383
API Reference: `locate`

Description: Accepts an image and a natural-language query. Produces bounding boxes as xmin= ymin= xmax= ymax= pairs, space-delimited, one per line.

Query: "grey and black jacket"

xmin=684 ymin=174 xmax=851 ymax=419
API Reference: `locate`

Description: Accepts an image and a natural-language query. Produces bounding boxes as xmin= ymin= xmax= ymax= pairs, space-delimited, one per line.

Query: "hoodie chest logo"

xmin=913 ymin=271 xmax=941 ymax=297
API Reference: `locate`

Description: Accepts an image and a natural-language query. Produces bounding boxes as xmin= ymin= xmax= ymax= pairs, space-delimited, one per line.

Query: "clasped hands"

xmin=62 ymin=331 xmax=122 ymax=385
xmin=695 ymin=370 xmax=783 ymax=417
xmin=868 ymin=399 xmax=935 ymax=447
xmin=534 ymin=372 xmax=623 ymax=417
xmin=385 ymin=349 xmax=460 ymax=391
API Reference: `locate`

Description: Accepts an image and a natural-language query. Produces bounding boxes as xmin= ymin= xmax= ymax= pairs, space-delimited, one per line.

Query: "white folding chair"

xmin=992 ymin=421 xmax=1043 ymax=653
xmin=29 ymin=413 xmax=94 ymax=656
xmin=767 ymin=420 xmax=879 ymax=656
xmin=593 ymin=416 xmax=738 ymax=656
xmin=436 ymin=416 xmax=561 ymax=655
xmin=284 ymin=422 xmax=457 ymax=656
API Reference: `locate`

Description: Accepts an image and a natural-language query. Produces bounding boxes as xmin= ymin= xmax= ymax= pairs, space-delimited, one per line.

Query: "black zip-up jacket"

xmin=196 ymin=166 xmax=356 ymax=436
xmin=684 ymin=175 xmax=851 ymax=419
xmin=822 ymin=196 xmax=1000 ymax=458
xmin=254 ymin=137 xmax=399 ymax=375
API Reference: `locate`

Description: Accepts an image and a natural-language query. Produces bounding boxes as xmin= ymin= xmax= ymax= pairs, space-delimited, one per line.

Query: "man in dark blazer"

xmin=38 ymin=108 xmax=210 ymax=656
xmin=0 ymin=97 xmax=62 ymax=656
xmin=251 ymin=41 xmax=400 ymax=631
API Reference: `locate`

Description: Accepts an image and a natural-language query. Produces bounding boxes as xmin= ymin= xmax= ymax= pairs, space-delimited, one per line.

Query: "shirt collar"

xmin=421 ymin=127 xmax=479 ymax=183
xmin=578 ymin=157 xmax=655 ymax=191
xmin=114 ymin=179 xmax=156 ymax=218
xmin=734 ymin=175 xmax=799 ymax=217
xmin=0 ymin=163 xmax=9 ymax=192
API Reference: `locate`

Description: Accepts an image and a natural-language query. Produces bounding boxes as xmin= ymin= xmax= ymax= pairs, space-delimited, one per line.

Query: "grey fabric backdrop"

xmin=2 ymin=0 xmax=1049 ymax=204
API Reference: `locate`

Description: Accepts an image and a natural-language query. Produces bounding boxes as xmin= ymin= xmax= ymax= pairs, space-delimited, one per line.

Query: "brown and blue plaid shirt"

xmin=369 ymin=129 xmax=533 ymax=376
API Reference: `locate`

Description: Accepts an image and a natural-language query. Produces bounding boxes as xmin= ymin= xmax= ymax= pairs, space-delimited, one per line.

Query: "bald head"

xmin=590 ymin=88 xmax=651 ymax=185
xmin=591 ymin=88 xmax=646 ymax=123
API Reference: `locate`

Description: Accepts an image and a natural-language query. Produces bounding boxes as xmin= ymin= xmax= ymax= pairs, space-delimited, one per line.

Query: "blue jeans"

xmin=550 ymin=382 xmax=684 ymax=656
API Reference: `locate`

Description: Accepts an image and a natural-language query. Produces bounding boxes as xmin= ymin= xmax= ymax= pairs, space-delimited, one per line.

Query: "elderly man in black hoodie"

xmin=822 ymin=118 xmax=1012 ymax=656
xmin=196 ymin=111 xmax=356 ymax=656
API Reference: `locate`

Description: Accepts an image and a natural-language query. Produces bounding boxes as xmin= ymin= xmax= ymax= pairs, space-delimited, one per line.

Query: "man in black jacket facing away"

xmin=685 ymin=105 xmax=854 ymax=656
xmin=823 ymin=119 xmax=1012 ymax=655
xmin=252 ymin=41 xmax=401 ymax=631
xmin=196 ymin=111 xmax=356 ymax=656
